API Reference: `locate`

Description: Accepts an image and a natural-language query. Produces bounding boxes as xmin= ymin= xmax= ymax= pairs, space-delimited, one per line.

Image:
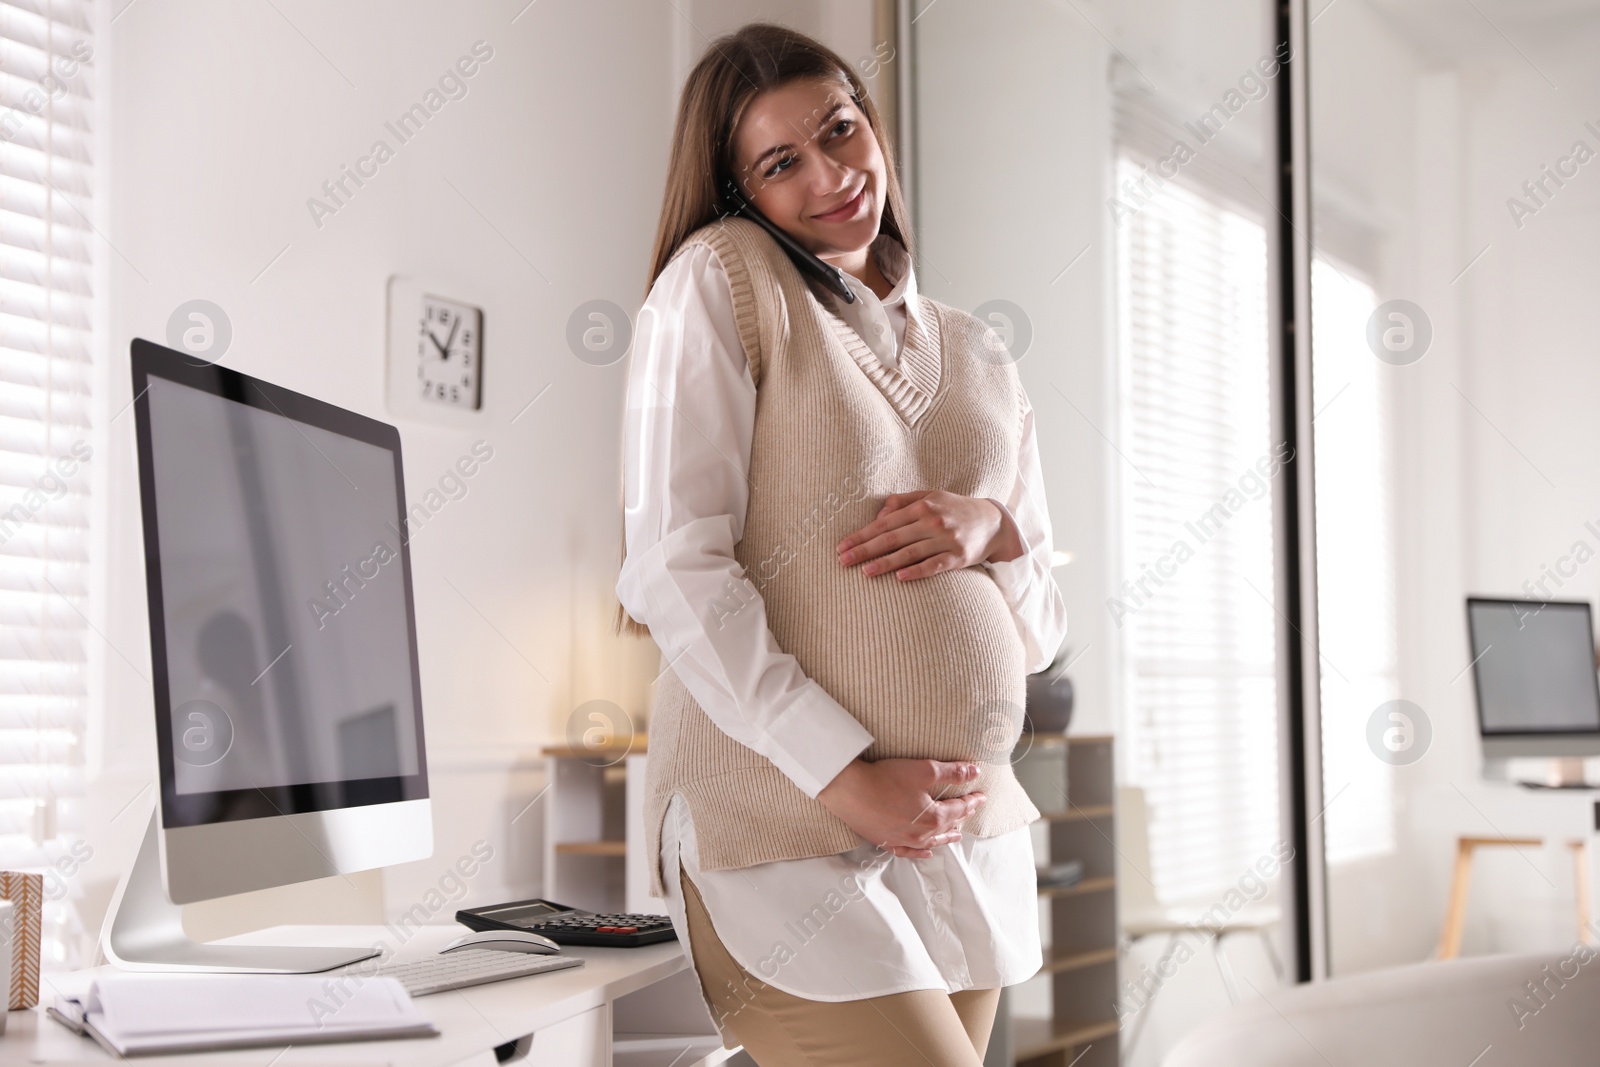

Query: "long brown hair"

xmin=612 ymin=21 xmax=915 ymax=639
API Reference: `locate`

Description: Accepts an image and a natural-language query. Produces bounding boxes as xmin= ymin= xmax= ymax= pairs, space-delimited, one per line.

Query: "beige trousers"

xmin=679 ymin=864 xmax=1001 ymax=1067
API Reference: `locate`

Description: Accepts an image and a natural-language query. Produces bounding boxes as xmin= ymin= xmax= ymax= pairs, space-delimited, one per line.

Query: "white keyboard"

xmin=352 ymin=947 xmax=585 ymax=997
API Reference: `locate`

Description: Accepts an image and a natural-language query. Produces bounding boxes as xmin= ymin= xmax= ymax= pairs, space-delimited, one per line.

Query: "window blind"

xmin=1113 ymin=148 xmax=1282 ymax=905
xmin=0 ymin=0 xmax=97 ymax=967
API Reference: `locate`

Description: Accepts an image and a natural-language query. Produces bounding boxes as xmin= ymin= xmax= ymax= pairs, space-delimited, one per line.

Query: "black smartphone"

xmin=721 ymin=177 xmax=857 ymax=304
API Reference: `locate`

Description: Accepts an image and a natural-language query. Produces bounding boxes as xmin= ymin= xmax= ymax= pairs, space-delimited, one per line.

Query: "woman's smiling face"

xmin=729 ymin=76 xmax=886 ymax=262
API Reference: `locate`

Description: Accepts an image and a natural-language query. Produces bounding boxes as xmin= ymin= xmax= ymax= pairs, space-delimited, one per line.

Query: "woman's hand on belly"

xmin=836 ymin=490 xmax=1023 ymax=581
xmin=816 ymin=757 xmax=988 ymax=858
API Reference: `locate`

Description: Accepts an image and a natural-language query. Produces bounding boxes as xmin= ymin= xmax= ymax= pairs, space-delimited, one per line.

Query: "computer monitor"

xmin=1466 ymin=597 xmax=1600 ymax=766
xmin=102 ymin=338 xmax=433 ymax=972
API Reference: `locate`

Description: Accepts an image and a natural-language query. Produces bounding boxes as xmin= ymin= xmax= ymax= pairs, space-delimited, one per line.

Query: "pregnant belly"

xmin=764 ymin=561 xmax=1028 ymax=766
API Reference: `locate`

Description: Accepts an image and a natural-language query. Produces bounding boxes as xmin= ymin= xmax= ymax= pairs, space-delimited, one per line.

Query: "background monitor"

xmin=131 ymin=337 xmax=432 ymax=906
xmin=1467 ymin=597 xmax=1600 ymax=759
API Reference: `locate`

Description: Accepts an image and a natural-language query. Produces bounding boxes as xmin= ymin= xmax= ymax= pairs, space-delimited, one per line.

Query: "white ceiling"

xmin=1350 ymin=0 xmax=1600 ymax=66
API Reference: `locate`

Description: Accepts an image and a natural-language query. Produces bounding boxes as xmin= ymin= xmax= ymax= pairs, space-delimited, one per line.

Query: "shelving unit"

xmin=1011 ymin=733 xmax=1119 ymax=1067
xmin=542 ymin=736 xmax=648 ymax=913
xmin=542 ymin=737 xmax=744 ymax=1067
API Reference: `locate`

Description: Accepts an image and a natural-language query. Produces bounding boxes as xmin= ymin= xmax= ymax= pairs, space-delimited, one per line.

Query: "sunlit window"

xmin=1309 ymin=255 xmax=1397 ymax=863
xmin=0 ymin=0 xmax=98 ymax=967
xmin=1114 ymin=152 xmax=1281 ymax=904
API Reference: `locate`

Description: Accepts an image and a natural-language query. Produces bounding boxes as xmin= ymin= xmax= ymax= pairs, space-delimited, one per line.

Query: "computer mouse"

xmin=441 ymin=929 xmax=562 ymax=955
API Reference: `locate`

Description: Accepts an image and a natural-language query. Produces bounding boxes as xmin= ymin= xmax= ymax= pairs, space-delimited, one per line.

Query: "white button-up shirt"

xmin=618 ymin=231 xmax=1069 ymax=1000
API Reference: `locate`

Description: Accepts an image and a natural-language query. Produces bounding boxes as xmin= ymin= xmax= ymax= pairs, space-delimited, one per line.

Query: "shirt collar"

xmin=817 ymin=233 xmax=925 ymax=333
xmin=871 ymin=233 xmax=923 ymax=329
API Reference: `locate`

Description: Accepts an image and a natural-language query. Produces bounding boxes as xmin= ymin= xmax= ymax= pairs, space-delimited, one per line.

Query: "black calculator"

xmin=455 ymin=897 xmax=678 ymax=948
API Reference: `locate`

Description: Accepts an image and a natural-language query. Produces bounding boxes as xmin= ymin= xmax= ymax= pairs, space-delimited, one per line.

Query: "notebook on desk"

xmin=48 ymin=972 xmax=438 ymax=1057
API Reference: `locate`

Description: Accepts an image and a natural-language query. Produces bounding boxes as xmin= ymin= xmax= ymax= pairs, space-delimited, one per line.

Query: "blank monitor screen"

xmin=134 ymin=343 xmax=427 ymax=828
xmin=1467 ymin=598 xmax=1600 ymax=736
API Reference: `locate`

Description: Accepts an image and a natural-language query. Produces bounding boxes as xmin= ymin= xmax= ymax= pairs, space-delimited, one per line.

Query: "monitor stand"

xmin=1487 ymin=756 xmax=1599 ymax=790
xmin=1519 ymin=757 xmax=1598 ymax=790
xmin=101 ymin=809 xmax=381 ymax=973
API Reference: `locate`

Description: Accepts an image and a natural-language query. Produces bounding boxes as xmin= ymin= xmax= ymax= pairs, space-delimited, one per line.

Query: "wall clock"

xmin=386 ymin=276 xmax=484 ymax=422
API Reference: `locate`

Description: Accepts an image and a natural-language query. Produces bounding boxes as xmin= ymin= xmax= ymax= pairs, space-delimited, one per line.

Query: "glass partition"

xmin=914 ymin=2 xmax=1289 ymax=1061
xmin=1309 ymin=0 xmax=1600 ymax=974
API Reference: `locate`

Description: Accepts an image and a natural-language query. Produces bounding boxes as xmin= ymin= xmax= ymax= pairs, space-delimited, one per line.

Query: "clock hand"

xmin=440 ymin=316 xmax=461 ymax=358
xmin=426 ymin=330 xmax=450 ymax=358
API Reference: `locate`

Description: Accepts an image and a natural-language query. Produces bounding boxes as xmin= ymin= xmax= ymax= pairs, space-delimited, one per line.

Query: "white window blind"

xmin=1113 ymin=149 xmax=1282 ymax=905
xmin=0 ymin=0 xmax=97 ymax=967
xmin=1310 ymin=254 xmax=1397 ymax=863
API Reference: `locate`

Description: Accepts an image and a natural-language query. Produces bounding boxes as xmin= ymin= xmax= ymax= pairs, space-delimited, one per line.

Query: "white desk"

xmin=8 ymin=925 xmax=741 ymax=1067
xmin=1421 ymin=779 xmax=1600 ymax=946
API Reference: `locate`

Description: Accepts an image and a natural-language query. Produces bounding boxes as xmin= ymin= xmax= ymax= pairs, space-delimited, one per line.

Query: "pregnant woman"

xmin=614 ymin=22 xmax=1069 ymax=1067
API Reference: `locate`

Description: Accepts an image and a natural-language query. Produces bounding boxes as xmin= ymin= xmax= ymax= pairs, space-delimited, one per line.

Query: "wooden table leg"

xmin=1571 ymin=839 xmax=1592 ymax=946
xmin=1438 ymin=838 xmax=1474 ymax=961
xmin=1438 ymin=836 xmax=1545 ymax=960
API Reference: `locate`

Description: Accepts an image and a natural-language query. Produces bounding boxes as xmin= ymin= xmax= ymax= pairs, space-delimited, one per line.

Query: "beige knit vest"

xmin=641 ymin=216 xmax=1040 ymax=898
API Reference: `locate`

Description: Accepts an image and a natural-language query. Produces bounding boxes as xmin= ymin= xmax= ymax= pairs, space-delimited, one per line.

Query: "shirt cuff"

xmin=982 ymin=500 xmax=1035 ymax=597
xmin=758 ymin=683 xmax=874 ymax=799
xmin=982 ymin=553 xmax=1033 ymax=602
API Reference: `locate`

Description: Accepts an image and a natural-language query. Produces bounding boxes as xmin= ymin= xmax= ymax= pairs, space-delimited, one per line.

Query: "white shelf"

xmin=544 ymin=747 xmax=656 ymax=913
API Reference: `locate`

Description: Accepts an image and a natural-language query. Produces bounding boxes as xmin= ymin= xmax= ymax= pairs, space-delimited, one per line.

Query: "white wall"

xmin=86 ymin=0 xmax=861 ymax=956
xmin=1432 ymin=17 xmax=1600 ymax=955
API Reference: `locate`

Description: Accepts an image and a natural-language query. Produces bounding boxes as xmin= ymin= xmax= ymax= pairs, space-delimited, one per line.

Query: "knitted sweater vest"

xmin=641 ymin=216 xmax=1041 ymax=898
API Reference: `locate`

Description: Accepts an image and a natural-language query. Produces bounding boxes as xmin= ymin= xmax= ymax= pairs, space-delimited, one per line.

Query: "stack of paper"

xmin=51 ymin=972 xmax=437 ymax=1056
